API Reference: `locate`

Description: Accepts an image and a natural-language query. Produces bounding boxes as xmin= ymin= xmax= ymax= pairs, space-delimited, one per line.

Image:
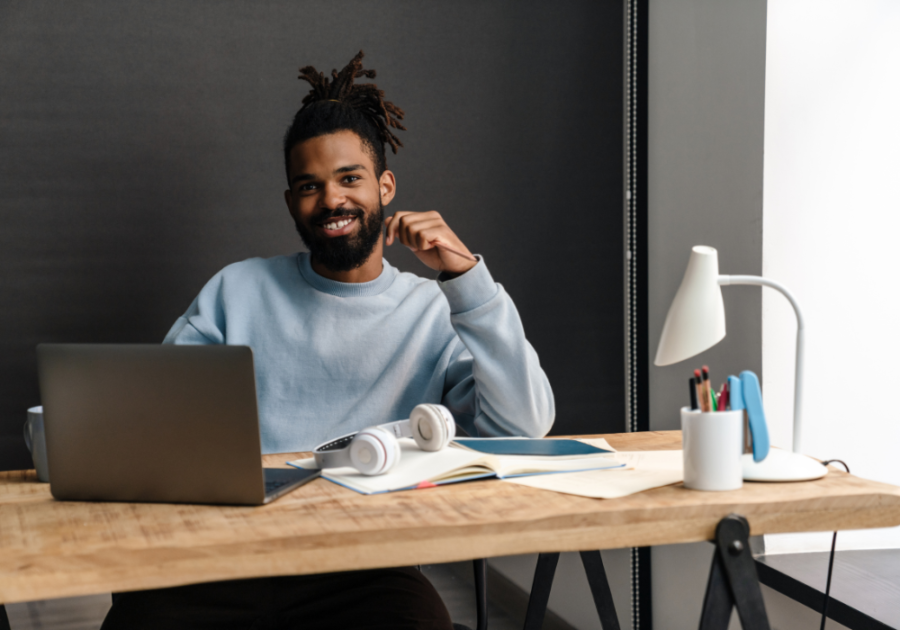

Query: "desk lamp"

xmin=654 ymin=245 xmax=826 ymax=482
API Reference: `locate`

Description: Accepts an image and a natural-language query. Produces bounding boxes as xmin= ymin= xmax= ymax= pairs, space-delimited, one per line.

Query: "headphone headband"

xmin=313 ymin=432 xmax=357 ymax=469
xmin=312 ymin=404 xmax=455 ymax=475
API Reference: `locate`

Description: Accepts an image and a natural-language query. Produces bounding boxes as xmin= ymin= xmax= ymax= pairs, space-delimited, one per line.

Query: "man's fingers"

xmin=387 ymin=212 xmax=440 ymax=248
xmin=385 ymin=211 xmax=470 ymax=267
xmin=384 ymin=213 xmax=402 ymax=246
xmin=383 ymin=210 xmax=473 ymax=273
xmin=403 ymin=218 xmax=445 ymax=251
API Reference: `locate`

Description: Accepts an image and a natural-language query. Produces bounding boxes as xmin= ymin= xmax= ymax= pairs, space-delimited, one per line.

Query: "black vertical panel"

xmin=0 ymin=0 xmax=623 ymax=468
xmin=634 ymin=0 xmax=650 ymax=440
xmin=626 ymin=0 xmax=651 ymax=626
xmin=637 ymin=1 xmax=651 ymax=626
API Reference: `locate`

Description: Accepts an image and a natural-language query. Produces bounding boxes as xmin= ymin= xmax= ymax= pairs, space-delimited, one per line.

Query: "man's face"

xmin=284 ymin=131 xmax=395 ymax=273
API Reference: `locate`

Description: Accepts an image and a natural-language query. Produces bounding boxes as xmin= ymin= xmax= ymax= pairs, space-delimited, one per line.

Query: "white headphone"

xmin=313 ymin=404 xmax=456 ymax=476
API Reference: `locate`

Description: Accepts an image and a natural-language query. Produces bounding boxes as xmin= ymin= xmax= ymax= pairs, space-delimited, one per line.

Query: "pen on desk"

xmin=689 ymin=377 xmax=699 ymax=410
xmin=428 ymin=240 xmax=478 ymax=263
xmin=701 ymin=365 xmax=713 ymax=412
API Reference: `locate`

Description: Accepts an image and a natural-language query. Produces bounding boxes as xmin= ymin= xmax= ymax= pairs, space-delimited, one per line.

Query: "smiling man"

xmin=101 ymin=52 xmax=554 ymax=629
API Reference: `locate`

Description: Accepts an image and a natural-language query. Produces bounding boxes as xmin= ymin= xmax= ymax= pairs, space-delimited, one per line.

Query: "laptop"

xmin=36 ymin=344 xmax=320 ymax=505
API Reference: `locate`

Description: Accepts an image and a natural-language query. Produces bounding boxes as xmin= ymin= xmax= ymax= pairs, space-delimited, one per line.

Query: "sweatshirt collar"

xmin=296 ymin=252 xmax=397 ymax=297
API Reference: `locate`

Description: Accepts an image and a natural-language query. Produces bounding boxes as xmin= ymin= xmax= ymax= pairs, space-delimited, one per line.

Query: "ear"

xmin=284 ymin=189 xmax=294 ymax=216
xmin=379 ymin=170 xmax=397 ymax=207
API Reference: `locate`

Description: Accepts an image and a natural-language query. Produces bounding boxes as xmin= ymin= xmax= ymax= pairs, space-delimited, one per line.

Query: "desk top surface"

xmin=2 ymin=430 xmax=899 ymax=604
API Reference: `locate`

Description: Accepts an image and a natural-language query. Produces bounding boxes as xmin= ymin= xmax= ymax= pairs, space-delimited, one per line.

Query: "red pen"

xmin=719 ymin=382 xmax=730 ymax=411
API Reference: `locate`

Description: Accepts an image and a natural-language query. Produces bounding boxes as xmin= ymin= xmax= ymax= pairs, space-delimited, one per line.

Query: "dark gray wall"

xmin=646 ymin=0 xmax=766 ymax=628
xmin=0 ymin=0 xmax=624 ymax=468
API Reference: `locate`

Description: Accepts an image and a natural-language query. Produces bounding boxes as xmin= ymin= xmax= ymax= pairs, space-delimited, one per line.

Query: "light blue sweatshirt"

xmin=163 ymin=253 xmax=554 ymax=453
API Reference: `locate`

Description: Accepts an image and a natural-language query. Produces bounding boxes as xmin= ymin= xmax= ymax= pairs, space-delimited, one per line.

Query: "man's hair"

xmin=283 ymin=51 xmax=406 ymax=180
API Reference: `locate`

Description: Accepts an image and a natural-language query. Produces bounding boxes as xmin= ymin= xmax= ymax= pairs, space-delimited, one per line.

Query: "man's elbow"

xmin=527 ymin=395 xmax=555 ymax=438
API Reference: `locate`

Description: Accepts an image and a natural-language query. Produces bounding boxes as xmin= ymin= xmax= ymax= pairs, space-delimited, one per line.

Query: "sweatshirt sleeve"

xmin=162 ymin=273 xmax=227 ymax=345
xmin=438 ymin=256 xmax=555 ymax=438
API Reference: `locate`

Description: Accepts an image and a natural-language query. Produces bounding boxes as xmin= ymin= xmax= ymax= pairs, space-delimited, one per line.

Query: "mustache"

xmin=313 ymin=207 xmax=365 ymax=225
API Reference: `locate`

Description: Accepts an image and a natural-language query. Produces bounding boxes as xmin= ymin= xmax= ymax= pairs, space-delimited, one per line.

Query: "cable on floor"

xmin=818 ymin=459 xmax=850 ymax=630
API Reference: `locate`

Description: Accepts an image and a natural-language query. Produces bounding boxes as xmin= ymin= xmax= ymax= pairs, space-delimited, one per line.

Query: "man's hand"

xmin=384 ymin=211 xmax=477 ymax=277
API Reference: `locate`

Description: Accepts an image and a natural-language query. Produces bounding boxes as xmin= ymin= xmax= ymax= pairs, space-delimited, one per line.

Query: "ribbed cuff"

xmin=438 ymin=256 xmax=498 ymax=314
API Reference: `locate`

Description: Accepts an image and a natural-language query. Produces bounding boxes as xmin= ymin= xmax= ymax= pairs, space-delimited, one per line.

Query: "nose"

xmin=321 ymin=181 xmax=347 ymax=210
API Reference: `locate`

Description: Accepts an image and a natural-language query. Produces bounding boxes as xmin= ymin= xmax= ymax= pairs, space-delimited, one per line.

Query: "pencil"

xmin=694 ymin=369 xmax=709 ymax=412
xmin=701 ymin=365 xmax=713 ymax=412
xmin=429 ymin=240 xmax=478 ymax=263
xmin=689 ymin=377 xmax=699 ymax=410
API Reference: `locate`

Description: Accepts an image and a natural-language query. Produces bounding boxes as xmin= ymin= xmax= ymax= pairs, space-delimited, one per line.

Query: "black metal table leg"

xmin=699 ymin=514 xmax=771 ymax=630
xmin=580 ymin=550 xmax=621 ymax=630
xmin=523 ymin=550 xmax=621 ymax=630
xmin=474 ymin=558 xmax=488 ymax=630
xmin=0 ymin=604 xmax=10 ymax=630
xmin=523 ymin=552 xmax=560 ymax=630
xmin=699 ymin=543 xmax=735 ymax=629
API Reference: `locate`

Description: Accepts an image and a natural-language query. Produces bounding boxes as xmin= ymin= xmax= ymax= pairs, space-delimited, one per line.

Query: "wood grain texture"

xmin=1 ymin=431 xmax=899 ymax=604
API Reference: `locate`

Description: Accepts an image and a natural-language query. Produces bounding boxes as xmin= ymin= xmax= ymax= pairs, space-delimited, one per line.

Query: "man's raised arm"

xmin=385 ymin=210 xmax=555 ymax=438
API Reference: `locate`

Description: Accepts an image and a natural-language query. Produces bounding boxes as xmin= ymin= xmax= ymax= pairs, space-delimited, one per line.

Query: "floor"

xmin=5 ymin=596 xmax=112 ymax=630
xmin=4 ymin=564 xmax=523 ymax=630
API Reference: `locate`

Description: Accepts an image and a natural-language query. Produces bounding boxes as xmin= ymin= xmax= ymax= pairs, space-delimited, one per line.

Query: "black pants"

xmin=100 ymin=567 xmax=454 ymax=630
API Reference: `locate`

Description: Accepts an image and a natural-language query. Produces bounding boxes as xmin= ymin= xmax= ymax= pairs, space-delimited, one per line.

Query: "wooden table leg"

xmin=699 ymin=514 xmax=771 ymax=630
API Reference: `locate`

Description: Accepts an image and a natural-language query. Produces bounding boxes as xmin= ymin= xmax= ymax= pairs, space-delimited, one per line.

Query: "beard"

xmin=294 ymin=201 xmax=384 ymax=273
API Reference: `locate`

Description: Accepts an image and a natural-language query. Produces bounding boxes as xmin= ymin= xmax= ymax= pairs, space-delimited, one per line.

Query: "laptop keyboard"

xmin=263 ymin=467 xmax=320 ymax=500
xmin=266 ymin=478 xmax=297 ymax=493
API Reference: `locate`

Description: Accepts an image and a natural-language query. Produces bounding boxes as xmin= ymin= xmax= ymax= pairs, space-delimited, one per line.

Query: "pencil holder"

xmin=681 ymin=407 xmax=743 ymax=491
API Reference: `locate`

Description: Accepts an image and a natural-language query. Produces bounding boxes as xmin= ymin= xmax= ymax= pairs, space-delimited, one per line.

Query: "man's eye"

xmin=299 ymin=183 xmax=317 ymax=192
xmin=343 ymin=175 xmax=360 ymax=183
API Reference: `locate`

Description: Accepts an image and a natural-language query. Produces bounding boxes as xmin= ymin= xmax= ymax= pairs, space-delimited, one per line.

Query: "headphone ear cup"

xmin=410 ymin=404 xmax=455 ymax=451
xmin=438 ymin=404 xmax=456 ymax=442
xmin=349 ymin=427 xmax=400 ymax=475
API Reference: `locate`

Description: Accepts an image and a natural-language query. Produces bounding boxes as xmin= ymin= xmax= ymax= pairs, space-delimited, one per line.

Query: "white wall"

xmin=762 ymin=0 xmax=900 ymax=554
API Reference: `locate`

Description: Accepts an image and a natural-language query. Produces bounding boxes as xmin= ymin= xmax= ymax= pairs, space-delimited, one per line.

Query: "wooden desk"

xmin=2 ymin=431 xmax=899 ymax=606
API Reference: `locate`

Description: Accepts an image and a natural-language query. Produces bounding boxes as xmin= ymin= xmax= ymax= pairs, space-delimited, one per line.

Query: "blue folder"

xmin=453 ymin=438 xmax=612 ymax=457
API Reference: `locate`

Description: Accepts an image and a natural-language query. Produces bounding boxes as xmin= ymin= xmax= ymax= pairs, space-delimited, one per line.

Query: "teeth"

xmin=323 ymin=218 xmax=354 ymax=230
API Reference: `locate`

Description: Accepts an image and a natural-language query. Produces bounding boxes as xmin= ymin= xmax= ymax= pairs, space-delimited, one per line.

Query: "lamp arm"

xmin=718 ymin=275 xmax=805 ymax=454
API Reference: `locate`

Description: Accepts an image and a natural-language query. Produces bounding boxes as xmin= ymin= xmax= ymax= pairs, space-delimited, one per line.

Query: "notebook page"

xmin=490 ymin=454 xmax=623 ymax=478
xmin=289 ymin=438 xmax=491 ymax=494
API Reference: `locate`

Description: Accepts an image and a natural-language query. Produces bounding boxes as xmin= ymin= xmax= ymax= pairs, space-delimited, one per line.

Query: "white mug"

xmin=681 ymin=407 xmax=743 ymax=491
xmin=24 ymin=406 xmax=50 ymax=482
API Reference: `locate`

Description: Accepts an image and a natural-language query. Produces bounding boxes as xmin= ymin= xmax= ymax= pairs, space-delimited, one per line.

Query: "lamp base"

xmin=742 ymin=450 xmax=827 ymax=482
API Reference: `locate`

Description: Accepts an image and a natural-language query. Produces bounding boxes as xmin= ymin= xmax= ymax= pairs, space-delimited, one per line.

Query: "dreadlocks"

xmin=283 ymin=51 xmax=406 ymax=180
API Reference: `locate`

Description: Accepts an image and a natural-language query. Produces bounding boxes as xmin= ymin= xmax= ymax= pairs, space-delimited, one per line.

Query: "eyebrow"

xmin=291 ymin=164 xmax=367 ymax=185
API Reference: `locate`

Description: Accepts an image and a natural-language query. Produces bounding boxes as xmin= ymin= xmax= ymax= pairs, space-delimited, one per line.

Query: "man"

xmin=101 ymin=51 xmax=554 ymax=630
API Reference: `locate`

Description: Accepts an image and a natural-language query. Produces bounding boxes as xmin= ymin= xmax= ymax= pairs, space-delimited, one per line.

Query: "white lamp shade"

xmin=654 ymin=246 xmax=727 ymax=366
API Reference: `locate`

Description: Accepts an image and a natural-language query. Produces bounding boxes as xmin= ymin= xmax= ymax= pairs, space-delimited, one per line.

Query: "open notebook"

xmin=288 ymin=438 xmax=623 ymax=495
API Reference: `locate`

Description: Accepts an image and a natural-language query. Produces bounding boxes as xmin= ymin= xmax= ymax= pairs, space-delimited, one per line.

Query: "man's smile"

xmin=317 ymin=215 xmax=359 ymax=237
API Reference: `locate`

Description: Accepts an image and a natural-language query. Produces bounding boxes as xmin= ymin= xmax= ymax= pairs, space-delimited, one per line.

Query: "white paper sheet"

xmin=503 ymin=450 xmax=684 ymax=499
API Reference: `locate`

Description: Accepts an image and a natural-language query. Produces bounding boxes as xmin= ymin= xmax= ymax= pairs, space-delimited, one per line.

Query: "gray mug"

xmin=24 ymin=405 xmax=50 ymax=482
